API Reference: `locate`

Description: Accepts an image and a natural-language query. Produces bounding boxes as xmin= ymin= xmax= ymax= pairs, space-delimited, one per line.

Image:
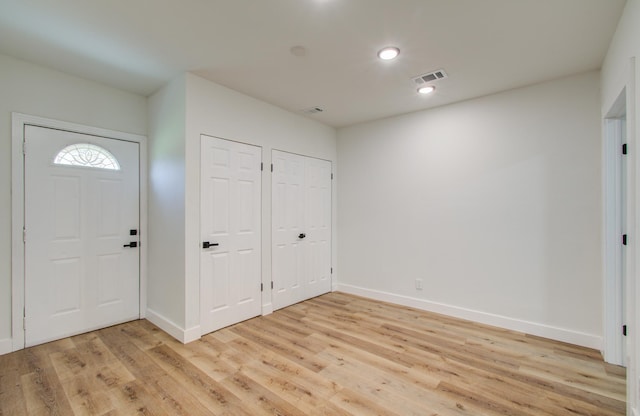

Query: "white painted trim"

xmin=603 ymin=104 xmax=626 ymax=365
xmin=262 ymin=303 xmax=273 ymax=316
xmin=11 ymin=115 xmax=25 ymax=351
xmin=629 ymin=55 xmax=639 ymax=415
xmin=139 ymin=128 xmax=149 ymax=321
xmin=183 ymin=326 xmax=201 ymax=343
xmin=0 ymin=339 xmax=13 ymax=355
xmin=337 ymin=284 xmax=603 ymax=350
xmin=632 ymin=407 xmax=639 ymax=416
xmin=146 ymin=308 xmax=201 ymax=344
xmin=10 ymin=113 xmax=148 ymax=353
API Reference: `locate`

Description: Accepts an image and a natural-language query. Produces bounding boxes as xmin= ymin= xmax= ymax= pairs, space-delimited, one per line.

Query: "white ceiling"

xmin=0 ymin=0 xmax=626 ymax=128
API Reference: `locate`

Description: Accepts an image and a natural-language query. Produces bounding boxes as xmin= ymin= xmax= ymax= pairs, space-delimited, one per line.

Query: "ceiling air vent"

xmin=412 ymin=69 xmax=448 ymax=85
xmin=301 ymin=106 xmax=324 ymax=115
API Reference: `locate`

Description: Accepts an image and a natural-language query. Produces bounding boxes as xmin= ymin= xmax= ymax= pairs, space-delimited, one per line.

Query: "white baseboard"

xmin=262 ymin=303 xmax=274 ymax=316
xmin=183 ymin=325 xmax=202 ymax=344
xmin=145 ymin=308 xmax=201 ymax=344
xmin=336 ymin=284 xmax=603 ymax=350
xmin=0 ymin=338 xmax=13 ymax=355
xmin=632 ymin=407 xmax=638 ymax=416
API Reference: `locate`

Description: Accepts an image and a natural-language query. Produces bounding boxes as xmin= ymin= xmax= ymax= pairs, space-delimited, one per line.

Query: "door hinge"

xmin=261 ymin=283 xmax=264 ymax=292
xmin=331 ymin=173 xmax=334 ymax=180
xmin=623 ymin=234 xmax=628 ymax=246
xmin=331 ymin=267 xmax=333 ymax=274
xmin=23 ymin=316 xmax=26 ymax=330
xmin=271 ymin=281 xmax=274 ymax=289
xmin=23 ymin=228 xmax=26 ymax=243
xmin=22 ymin=141 xmax=27 ymax=155
xmin=261 ymin=162 xmax=263 ymax=171
xmin=623 ymin=324 xmax=627 ymax=336
xmin=623 ymin=143 xmax=628 ymax=155
xmin=271 ymin=163 xmax=274 ymax=172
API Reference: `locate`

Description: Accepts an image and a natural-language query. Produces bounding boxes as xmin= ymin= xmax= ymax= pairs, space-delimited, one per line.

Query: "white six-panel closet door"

xmin=272 ymin=150 xmax=331 ymax=310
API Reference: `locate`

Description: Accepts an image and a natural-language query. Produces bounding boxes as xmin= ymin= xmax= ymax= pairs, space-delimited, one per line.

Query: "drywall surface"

xmin=0 ymin=53 xmax=146 ymax=350
xmin=147 ymin=76 xmax=187 ymax=331
xmin=602 ymin=0 xmax=640 ymax=112
xmin=184 ymin=73 xmax=337 ymax=331
xmin=601 ymin=0 xmax=640 ymax=412
xmin=337 ymin=71 xmax=602 ymax=346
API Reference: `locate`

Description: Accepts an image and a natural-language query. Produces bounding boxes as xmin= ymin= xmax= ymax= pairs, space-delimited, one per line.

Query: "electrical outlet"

xmin=415 ymin=279 xmax=423 ymax=290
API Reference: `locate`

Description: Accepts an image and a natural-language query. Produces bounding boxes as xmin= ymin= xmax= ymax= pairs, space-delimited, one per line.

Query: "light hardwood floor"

xmin=0 ymin=292 xmax=626 ymax=415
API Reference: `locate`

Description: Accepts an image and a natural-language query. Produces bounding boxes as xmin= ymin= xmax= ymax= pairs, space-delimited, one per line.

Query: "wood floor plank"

xmin=20 ymin=344 xmax=76 ymax=415
xmin=147 ymin=344 xmax=254 ymax=415
xmin=109 ymin=379 xmax=170 ymax=415
xmin=220 ymin=371 xmax=310 ymax=416
xmin=277 ymin=308 xmax=417 ymax=367
xmin=230 ymin=320 xmax=331 ymax=373
xmin=0 ymin=350 xmax=29 ymax=416
xmin=318 ymin=348 xmax=469 ymax=416
xmin=328 ymin=388 xmax=404 ymax=416
xmin=59 ymin=374 xmax=115 ymax=415
xmin=98 ymin=325 xmax=215 ymax=416
xmin=239 ymin=360 xmax=351 ymax=416
xmin=0 ymin=292 xmax=626 ymax=415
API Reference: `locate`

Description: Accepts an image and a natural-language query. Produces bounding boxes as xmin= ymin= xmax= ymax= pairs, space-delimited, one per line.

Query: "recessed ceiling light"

xmin=417 ymin=85 xmax=436 ymax=95
xmin=377 ymin=46 xmax=400 ymax=60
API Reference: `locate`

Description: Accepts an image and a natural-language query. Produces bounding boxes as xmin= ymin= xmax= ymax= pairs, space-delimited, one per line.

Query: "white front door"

xmin=24 ymin=125 xmax=140 ymax=347
xmin=200 ymin=135 xmax=262 ymax=334
xmin=272 ymin=151 xmax=332 ymax=310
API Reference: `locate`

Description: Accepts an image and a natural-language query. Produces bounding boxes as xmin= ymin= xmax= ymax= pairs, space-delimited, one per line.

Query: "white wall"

xmin=601 ymin=0 xmax=640 ymax=413
xmin=602 ymin=0 xmax=640 ymax=112
xmin=0 ymin=53 xmax=147 ymax=353
xmin=146 ymin=73 xmax=337 ymax=341
xmin=147 ymin=76 xmax=187 ymax=335
xmin=337 ymin=71 xmax=602 ymax=349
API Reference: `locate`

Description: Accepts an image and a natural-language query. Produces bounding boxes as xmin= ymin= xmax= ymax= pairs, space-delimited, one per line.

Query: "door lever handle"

xmin=123 ymin=242 xmax=138 ymax=248
xmin=203 ymin=241 xmax=220 ymax=249
xmin=298 ymin=233 xmax=306 ymax=239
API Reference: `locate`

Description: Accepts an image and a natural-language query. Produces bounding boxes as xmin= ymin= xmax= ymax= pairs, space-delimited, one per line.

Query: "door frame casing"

xmin=11 ymin=113 xmax=148 ymax=352
xmin=603 ymin=93 xmax=627 ymax=365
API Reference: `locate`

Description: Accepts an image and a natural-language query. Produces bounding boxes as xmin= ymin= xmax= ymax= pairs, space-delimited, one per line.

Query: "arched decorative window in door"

xmin=53 ymin=143 xmax=121 ymax=170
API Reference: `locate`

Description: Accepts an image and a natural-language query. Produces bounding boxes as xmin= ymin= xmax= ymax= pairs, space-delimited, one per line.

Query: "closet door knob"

xmin=203 ymin=241 xmax=219 ymax=249
xmin=298 ymin=233 xmax=306 ymax=239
